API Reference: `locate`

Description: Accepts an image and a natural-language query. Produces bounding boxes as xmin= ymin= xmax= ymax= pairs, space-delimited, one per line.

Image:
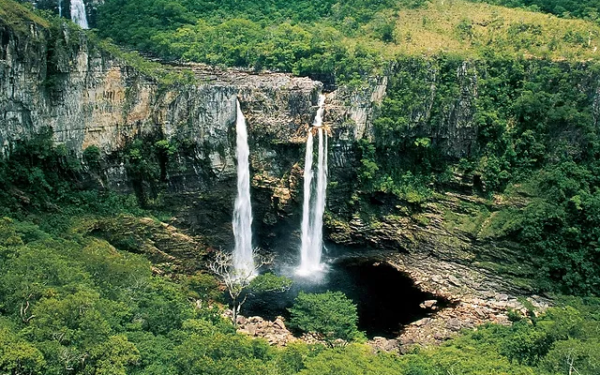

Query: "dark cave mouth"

xmin=243 ymin=257 xmax=450 ymax=339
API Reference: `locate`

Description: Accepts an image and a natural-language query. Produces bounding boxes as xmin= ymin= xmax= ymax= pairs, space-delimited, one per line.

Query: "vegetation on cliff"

xmin=94 ymin=0 xmax=600 ymax=84
xmin=0 ymin=0 xmax=49 ymax=32
xmin=355 ymin=54 xmax=600 ymax=296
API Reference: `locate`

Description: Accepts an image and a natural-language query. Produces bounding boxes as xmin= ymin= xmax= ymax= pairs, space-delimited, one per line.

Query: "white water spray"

xmin=297 ymin=95 xmax=328 ymax=276
xmin=70 ymin=0 xmax=89 ymax=29
xmin=233 ymin=100 xmax=255 ymax=278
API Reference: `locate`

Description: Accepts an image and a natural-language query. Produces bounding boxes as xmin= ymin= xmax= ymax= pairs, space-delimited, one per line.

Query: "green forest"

xmin=94 ymin=0 xmax=600 ymax=82
xmin=1 ymin=209 xmax=599 ymax=373
xmin=2 ymin=0 xmax=600 ymax=373
xmin=360 ymin=56 xmax=600 ymax=296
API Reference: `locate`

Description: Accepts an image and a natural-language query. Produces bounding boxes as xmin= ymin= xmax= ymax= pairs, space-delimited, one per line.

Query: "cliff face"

xmin=326 ymin=61 xmax=479 ymax=159
xmin=0 ymin=17 xmax=499 ymax=250
xmin=0 ymin=21 xmax=320 ymax=185
xmin=0 ymin=20 xmax=367 ymax=244
xmin=0 ymin=13 xmax=487 ymax=185
xmin=4 ymin=11 xmax=572 ymax=247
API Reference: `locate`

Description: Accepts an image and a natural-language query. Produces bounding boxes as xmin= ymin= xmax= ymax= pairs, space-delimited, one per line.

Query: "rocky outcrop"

xmin=389 ymin=254 xmax=550 ymax=350
xmin=228 ymin=252 xmax=552 ymax=352
xmin=87 ymin=214 xmax=210 ymax=273
xmin=234 ymin=314 xmax=297 ymax=347
xmin=0 ymin=22 xmax=320 ymax=179
xmin=326 ymin=188 xmax=551 ymax=351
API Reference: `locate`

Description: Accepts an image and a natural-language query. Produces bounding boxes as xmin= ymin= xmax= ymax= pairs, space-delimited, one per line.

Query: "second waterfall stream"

xmin=297 ymin=94 xmax=328 ymax=276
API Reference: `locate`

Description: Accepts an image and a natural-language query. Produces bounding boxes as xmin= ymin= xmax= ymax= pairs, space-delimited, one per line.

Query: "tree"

xmin=0 ymin=328 xmax=46 ymax=375
xmin=299 ymin=344 xmax=402 ymax=375
xmin=288 ymin=291 xmax=362 ymax=347
xmin=208 ymin=249 xmax=292 ymax=326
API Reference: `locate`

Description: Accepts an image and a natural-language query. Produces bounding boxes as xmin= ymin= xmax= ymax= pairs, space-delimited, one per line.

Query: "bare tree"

xmin=567 ymin=350 xmax=581 ymax=375
xmin=20 ymin=292 xmax=36 ymax=324
xmin=209 ymin=248 xmax=290 ymax=326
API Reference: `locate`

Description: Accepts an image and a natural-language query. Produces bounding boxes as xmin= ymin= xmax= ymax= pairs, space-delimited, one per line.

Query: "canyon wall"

xmin=0 ymin=16 xmax=502 ymax=253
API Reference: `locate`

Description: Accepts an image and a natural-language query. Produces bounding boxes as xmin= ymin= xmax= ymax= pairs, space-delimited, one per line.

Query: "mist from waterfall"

xmin=233 ymin=100 xmax=255 ymax=278
xmin=70 ymin=0 xmax=89 ymax=29
xmin=297 ymin=95 xmax=328 ymax=276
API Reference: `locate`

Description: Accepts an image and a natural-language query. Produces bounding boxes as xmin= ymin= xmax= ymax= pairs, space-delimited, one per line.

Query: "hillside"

xmin=392 ymin=0 xmax=600 ymax=59
xmin=94 ymin=0 xmax=600 ymax=83
xmin=0 ymin=0 xmax=49 ymax=31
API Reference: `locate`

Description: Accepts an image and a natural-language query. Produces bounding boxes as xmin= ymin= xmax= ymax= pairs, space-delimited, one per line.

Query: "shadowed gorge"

xmin=244 ymin=258 xmax=449 ymax=339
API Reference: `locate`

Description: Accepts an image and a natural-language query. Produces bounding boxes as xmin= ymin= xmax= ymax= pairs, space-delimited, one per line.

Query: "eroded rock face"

xmin=0 ymin=18 xmax=488 ymax=221
xmin=0 ymin=25 xmax=321 ymax=185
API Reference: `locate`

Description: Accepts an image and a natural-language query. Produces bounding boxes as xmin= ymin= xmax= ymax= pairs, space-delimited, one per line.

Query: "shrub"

xmin=288 ymin=291 xmax=362 ymax=346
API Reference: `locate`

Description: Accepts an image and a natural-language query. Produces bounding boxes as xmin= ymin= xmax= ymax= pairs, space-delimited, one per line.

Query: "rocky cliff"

xmin=0 ymin=15 xmax=381 ymax=244
xmin=0 ymin=11 xmax=509 ymax=248
xmin=0 ymin=11 xmax=535 ymax=282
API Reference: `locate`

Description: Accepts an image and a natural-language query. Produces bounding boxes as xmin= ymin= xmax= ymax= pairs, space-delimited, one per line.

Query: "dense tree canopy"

xmin=288 ymin=291 xmax=362 ymax=346
xmin=94 ymin=0 xmax=411 ymax=82
xmin=0 ymin=215 xmax=597 ymax=375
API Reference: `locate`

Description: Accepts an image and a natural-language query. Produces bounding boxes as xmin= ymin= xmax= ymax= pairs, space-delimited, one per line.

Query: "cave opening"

xmin=243 ymin=257 xmax=449 ymax=339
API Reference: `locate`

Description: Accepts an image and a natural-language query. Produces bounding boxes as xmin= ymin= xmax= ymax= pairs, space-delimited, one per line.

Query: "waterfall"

xmin=70 ymin=0 xmax=89 ymax=29
xmin=297 ymin=95 xmax=328 ymax=276
xmin=298 ymin=129 xmax=315 ymax=275
xmin=232 ymin=100 xmax=255 ymax=278
xmin=311 ymin=127 xmax=328 ymax=263
xmin=58 ymin=0 xmax=62 ymax=18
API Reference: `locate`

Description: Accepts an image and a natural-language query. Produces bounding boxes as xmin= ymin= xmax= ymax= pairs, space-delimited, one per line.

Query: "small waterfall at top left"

xmin=70 ymin=0 xmax=89 ymax=29
xmin=232 ymin=100 xmax=255 ymax=279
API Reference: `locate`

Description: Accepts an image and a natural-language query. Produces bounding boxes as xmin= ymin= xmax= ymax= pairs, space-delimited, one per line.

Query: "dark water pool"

xmin=243 ymin=245 xmax=446 ymax=338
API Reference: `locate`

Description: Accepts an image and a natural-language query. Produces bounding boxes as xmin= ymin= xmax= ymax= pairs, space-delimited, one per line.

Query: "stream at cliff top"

xmin=243 ymin=242 xmax=448 ymax=339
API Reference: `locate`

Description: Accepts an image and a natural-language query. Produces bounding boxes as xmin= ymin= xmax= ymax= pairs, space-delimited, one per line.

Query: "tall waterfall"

xmin=297 ymin=95 xmax=328 ymax=276
xmin=58 ymin=0 xmax=62 ymax=18
xmin=232 ymin=100 xmax=255 ymax=278
xmin=70 ymin=0 xmax=89 ymax=29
